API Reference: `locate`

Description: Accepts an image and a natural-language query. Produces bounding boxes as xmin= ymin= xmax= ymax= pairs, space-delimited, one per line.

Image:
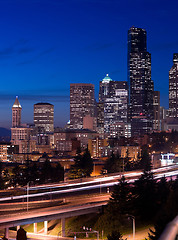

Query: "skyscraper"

xmin=70 ymin=83 xmax=95 ymax=129
xmin=98 ymin=74 xmax=128 ymax=137
xmin=169 ymin=53 xmax=178 ymax=119
xmin=97 ymin=74 xmax=112 ymax=128
xmin=153 ymin=91 xmax=161 ymax=131
xmin=128 ymin=27 xmax=153 ymax=136
xmin=12 ymin=96 xmax=22 ymax=127
xmin=34 ymin=103 xmax=54 ymax=133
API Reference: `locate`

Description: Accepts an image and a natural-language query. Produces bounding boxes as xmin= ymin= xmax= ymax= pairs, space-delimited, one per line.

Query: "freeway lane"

xmin=0 ymin=194 xmax=109 ymax=215
xmin=0 ymin=199 xmax=107 ymax=229
xmin=1 ymin=165 xmax=178 ymax=203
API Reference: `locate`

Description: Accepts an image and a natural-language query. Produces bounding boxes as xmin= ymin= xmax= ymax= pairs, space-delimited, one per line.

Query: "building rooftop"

xmin=102 ymin=74 xmax=112 ymax=83
xmin=54 ymin=128 xmax=97 ymax=134
xmin=34 ymin=102 xmax=54 ymax=106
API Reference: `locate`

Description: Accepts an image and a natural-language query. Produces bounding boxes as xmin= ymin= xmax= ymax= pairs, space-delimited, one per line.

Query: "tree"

xmin=2 ymin=168 xmax=10 ymax=189
xmin=23 ymin=159 xmax=31 ymax=185
xmin=95 ymin=176 xmax=134 ymax=234
xmin=51 ymin=162 xmax=64 ymax=182
xmin=138 ymin=148 xmax=152 ymax=172
xmin=30 ymin=162 xmax=40 ymax=184
xmin=124 ymin=148 xmax=132 ymax=171
xmin=11 ymin=164 xmax=24 ymax=187
xmin=40 ymin=159 xmax=53 ymax=183
xmin=133 ymin=170 xmax=157 ymax=221
xmin=149 ymin=177 xmax=178 ymax=239
xmin=0 ymin=160 xmax=5 ymax=189
xmin=107 ymin=230 xmax=127 ymax=240
xmin=108 ymin=176 xmax=134 ymax=216
xmin=68 ymin=147 xmax=93 ymax=179
xmin=82 ymin=147 xmax=93 ymax=176
xmin=104 ymin=152 xmax=122 ymax=173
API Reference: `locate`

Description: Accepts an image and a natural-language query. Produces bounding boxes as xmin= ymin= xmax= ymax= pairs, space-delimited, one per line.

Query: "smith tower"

xmin=128 ymin=27 xmax=153 ymax=135
xmin=12 ymin=96 xmax=22 ymax=127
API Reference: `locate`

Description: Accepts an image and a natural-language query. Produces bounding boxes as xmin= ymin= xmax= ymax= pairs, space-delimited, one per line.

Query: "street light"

xmin=130 ymin=215 xmax=135 ymax=240
xmin=127 ymin=214 xmax=135 ymax=240
xmin=27 ymin=182 xmax=29 ymax=212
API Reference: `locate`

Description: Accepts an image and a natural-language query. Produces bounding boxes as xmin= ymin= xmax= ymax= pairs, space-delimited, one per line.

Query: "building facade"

xmin=128 ymin=27 xmax=153 ymax=136
xmin=153 ymin=91 xmax=161 ymax=131
xmin=70 ymin=83 xmax=95 ymax=129
xmin=54 ymin=128 xmax=97 ymax=151
xmin=34 ymin=103 xmax=54 ymax=133
xmin=98 ymin=74 xmax=128 ymax=137
xmin=169 ymin=53 xmax=178 ymax=119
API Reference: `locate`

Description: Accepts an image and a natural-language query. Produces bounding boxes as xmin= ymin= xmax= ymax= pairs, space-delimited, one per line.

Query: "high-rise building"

xmin=128 ymin=27 xmax=153 ymax=136
xmin=97 ymin=74 xmax=112 ymax=128
xmin=34 ymin=103 xmax=54 ymax=133
xmin=70 ymin=83 xmax=95 ymax=129
xmin=12 ymin=96 xmax=22 ymax=127
xmin=169 ymin=53 xmax=178 ymax=119
xmin=98 ymin=74 xmax=128 ymax=137
xmin=153 ymin=91 xmax=161 ymax=131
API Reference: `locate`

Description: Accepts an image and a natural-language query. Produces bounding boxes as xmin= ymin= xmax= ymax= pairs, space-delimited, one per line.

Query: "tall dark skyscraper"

xmin=128 ymin=27 xmax=153 ymax=136
xmin=169 ymin=53 xmax=178 ymax=119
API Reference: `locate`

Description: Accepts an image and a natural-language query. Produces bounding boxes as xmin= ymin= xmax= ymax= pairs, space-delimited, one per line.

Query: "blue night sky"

xmin=0 ymin=0 xmax=177 ymax=129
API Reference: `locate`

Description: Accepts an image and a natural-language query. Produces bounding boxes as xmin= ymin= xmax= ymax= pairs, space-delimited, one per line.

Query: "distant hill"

xmin=0 ymin=128 xmax=11 ymax=137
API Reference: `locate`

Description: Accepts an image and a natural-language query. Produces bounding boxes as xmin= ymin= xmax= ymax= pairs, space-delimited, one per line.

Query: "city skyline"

xmin=0 ymin=0 xmax=177 ymax=128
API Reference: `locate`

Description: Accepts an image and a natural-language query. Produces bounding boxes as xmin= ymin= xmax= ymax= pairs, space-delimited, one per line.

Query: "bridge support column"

xmin=44 ymin=220 xmax=48 ymax=235
xmin=34 ymin=222 xmax=37 ymax=233
xmin=61 ymin=218 xmax=65 ymax=237
xmin=5 ymin=227 xmax=9 ymax=239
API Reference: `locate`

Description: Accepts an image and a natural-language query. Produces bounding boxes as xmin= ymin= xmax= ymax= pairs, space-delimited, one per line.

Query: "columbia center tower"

xmin=128 ymin=27 xmax=154 ymax=136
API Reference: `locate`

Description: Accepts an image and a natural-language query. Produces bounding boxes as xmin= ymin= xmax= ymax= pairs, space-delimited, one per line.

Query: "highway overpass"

xmin=0 ymin=201 xmax=107 ymax=239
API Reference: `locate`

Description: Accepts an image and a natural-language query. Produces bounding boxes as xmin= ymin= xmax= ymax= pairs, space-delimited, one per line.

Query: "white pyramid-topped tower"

xmin=12 ymin=96 xmax=22 ymax=127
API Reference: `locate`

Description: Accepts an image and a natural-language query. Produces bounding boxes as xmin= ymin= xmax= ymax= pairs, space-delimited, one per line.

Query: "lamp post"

xmin=127 ymin=214 xmax=135 ymax=240
xmin=123 ymin=158 xmax=125 ymax=174
xmin=27 ymin=182 xmax=29 ymax=212
xmin=130 ymin=215 xmax=135 ymax=240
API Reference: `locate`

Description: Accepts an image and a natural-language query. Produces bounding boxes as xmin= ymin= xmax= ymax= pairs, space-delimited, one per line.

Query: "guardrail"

xmin=159 ymin=215 xmax=178 ymax=240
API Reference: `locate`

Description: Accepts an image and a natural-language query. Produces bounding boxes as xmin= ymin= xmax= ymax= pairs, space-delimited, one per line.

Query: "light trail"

xmin=0 ymin=165 xmax=178 ymax=203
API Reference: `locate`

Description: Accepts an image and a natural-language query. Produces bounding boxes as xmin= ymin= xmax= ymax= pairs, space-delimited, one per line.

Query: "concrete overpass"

xmin=0 ymin=201 xmax=107 ymax=239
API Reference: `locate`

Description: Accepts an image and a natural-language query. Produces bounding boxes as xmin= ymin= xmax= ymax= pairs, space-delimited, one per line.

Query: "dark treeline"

xmin=103 ymin=147 xmax=152 ymax=174
xmin=0 ymin=156 xmax=64 ymax=189
xmin=94 ymin=170 xmax=178 ymax=239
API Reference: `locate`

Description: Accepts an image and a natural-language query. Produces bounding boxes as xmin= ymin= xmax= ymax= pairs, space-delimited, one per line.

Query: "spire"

xmin=102 ymin=74 xmax=112 ymax=83
xmin=12 ymin=96 xmax=22 ymax=108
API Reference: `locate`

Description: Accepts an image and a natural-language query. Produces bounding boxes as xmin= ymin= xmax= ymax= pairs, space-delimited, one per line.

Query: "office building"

xmin=97 ymin=74 xmax=112 ymax=128
xmin=54 ymin=128 xmax=97 ymax=150
xmin=153 ymin=91 xmax=161 ymax=131
xmin=0 ymin=142 xmax=18 ymax=162
xmin=12 ymin=96 xmax=22 ymax=127
xmin=98 ymin=74 xmax=128 ymax=137
xmin=169 ymin=53 xmax=178 ymax=119
xmin=88 ymin=137 xmax=108 ymax=158
xmin=11 ymin=127 xmax=33 ymax=153
xmin=128 ymin=27 xmax=153 ymax=136
xmin=70 ymin=83 xmax=95 ymax=129
xmin=34 ymin=103 xmax=54 ymax=133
